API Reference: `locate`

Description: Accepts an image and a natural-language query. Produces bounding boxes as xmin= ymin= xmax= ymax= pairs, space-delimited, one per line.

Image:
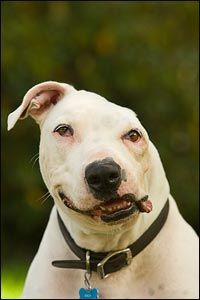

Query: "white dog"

xmin=8 ymin=81 xmax=198 ymax=299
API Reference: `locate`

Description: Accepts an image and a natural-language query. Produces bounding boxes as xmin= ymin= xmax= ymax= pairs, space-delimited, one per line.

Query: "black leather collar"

xmin=52 ymin=199 xmax=169 ymax=279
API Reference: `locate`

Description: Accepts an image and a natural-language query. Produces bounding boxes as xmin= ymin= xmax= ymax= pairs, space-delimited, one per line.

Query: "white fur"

xmin=8 ymin=82 xmax=199 ymax=299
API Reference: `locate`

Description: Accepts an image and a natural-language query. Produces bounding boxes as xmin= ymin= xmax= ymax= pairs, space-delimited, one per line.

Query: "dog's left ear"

xmin=7 ymin=81 xmax=76 ymax=130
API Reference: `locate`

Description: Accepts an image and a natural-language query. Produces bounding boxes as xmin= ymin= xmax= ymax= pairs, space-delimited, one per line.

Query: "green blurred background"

xmin=1 ymin=1 xmax=199 ymax=298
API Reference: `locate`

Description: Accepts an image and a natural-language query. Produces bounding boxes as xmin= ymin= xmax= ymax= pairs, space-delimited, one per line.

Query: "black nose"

xmin=85 ymin=158 xmax=122 ymax=200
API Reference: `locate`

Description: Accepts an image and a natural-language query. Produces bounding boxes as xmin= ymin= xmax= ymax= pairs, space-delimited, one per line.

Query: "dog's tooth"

xmin=127 ymin=201 xmax=131 ymax=206
xmin=100 ymin=206 xmax=106 ymax=211
xmin=108 ymin=207 xmax=112 ymax=212
xmin=117 ymin=205 xmax=121 ymax=210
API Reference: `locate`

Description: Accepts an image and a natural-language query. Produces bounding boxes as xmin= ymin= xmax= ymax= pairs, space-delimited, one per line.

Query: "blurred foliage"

xmin=2 ymin=259 xmax=28 ymax=299
xmin=1 ymin=0 xmax=199 ymax=278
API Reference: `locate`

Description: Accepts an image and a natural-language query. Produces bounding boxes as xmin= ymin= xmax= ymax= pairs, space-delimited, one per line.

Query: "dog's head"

xmin=8 ymin=81 xmax=169 ymax=227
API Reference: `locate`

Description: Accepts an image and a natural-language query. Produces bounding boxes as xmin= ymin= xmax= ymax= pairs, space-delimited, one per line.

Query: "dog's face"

xmin=8 ymin=81 xmax=153 ymax=226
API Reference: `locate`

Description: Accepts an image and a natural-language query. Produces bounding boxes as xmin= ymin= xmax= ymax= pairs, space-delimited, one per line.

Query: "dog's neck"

xmin=56 ymin=143 xmax=170 ymax=253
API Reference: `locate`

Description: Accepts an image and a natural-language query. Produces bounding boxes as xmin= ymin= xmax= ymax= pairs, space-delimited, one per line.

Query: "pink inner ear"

xmin=30 ymin=90 xmax=61 ymax=116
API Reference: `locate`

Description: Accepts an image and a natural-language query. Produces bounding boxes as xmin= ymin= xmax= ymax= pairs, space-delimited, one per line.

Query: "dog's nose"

xmin=85 ymin=158 xmax=122 ymax=199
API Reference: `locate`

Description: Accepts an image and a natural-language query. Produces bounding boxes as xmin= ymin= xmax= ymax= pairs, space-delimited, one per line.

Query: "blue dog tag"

xmin=79 ymin=287 xmax=99 ymax=299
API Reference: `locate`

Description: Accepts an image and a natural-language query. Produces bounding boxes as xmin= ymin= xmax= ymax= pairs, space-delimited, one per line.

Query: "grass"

xmin=1 ymin=260 xmax=29 ymax=299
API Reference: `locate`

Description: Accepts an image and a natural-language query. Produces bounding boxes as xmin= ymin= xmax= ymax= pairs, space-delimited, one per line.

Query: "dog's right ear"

xmin=7 ymin=81 xmax=76 ymax=131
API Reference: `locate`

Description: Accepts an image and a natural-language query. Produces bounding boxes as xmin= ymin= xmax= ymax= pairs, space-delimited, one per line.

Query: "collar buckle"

xmin=97 ymin=248 xmax=132 ymax=279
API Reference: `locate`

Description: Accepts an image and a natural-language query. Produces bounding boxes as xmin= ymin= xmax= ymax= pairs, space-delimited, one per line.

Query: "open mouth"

xmin=90 ymin=195 xmax=139 ymax=222
xmin=58 ymin=191 xmax=152 ymax=223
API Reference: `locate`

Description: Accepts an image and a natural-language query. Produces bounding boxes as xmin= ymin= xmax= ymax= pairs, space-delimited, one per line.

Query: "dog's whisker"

xmin=41 ymin=193 xmax=51 ymax=205
xmin=29 ymin=152 xmax=39 ymax=163
xmin=37 ymin=191 xmax=50 ymax=203
xmin=31 ymin=156 xmax=39 ymax=168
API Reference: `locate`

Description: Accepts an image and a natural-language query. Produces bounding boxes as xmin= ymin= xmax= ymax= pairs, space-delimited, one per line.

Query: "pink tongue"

xmin=137 ymin=200 xmax=153 ymax=213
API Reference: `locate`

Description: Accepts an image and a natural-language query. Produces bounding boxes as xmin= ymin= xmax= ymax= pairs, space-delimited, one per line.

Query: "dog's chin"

xmin=58 ymin=191 xmax=152 ymax=224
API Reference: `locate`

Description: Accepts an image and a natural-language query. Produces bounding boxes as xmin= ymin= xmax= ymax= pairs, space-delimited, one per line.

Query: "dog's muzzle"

xmin=58 ymin=157 xmax=153 ymax=223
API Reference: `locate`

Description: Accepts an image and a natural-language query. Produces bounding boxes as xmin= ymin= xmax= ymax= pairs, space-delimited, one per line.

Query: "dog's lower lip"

xmin=101 ymin=202 xmax=139 ymax=222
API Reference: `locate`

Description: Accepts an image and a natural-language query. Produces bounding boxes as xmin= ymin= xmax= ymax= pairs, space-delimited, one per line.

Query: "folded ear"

xmin=7 ymin=81 xmax=76 ymax=130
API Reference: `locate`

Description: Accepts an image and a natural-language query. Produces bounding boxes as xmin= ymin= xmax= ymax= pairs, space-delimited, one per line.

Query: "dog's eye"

xmin=124 ymin=129 xmax=142 ymax=142
xmin=54 ymin=124 xmax=74 ymax=137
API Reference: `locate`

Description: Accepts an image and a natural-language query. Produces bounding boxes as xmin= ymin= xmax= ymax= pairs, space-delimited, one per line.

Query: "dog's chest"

xmin=55 ymin=262 xmax=157 ymax=299
xmin=58 ymin=273 xmax=161 ymax=299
